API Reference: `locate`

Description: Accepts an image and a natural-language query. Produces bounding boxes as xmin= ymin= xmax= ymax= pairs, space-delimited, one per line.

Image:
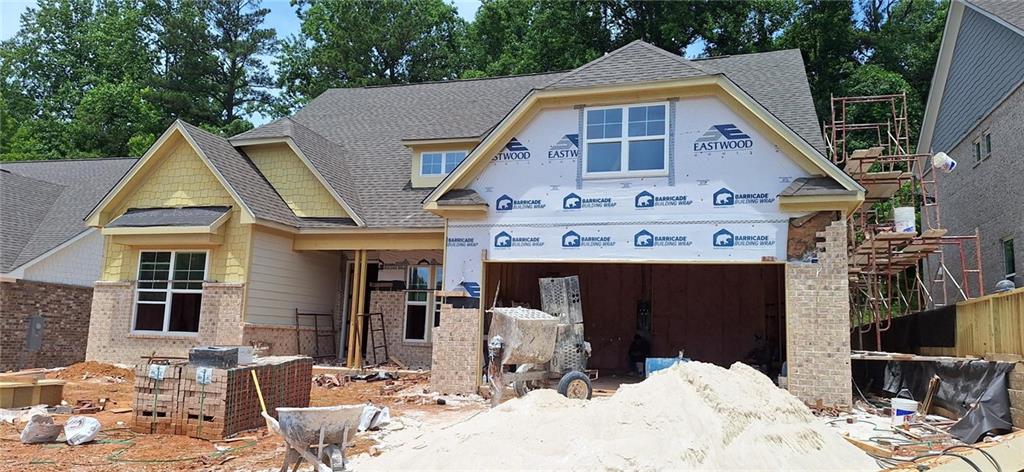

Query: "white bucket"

xmin=932 ymin=152 xmax=957 ymax=173
xmin=894 ymin=207 xmax=917 ymax=234
xmin=891 ymin=398 xmax=918 ymax=426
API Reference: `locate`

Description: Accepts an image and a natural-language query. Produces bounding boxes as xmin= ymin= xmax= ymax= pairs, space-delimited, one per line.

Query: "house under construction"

xmin=823 ymin=92 xmax=985 ymax=349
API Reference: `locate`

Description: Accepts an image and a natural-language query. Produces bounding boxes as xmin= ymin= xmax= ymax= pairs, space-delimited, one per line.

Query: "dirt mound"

xmin=53 ymin=361 xmax=134 ymax=381
xmin=359 ymin=362 xmax=876 ymax=471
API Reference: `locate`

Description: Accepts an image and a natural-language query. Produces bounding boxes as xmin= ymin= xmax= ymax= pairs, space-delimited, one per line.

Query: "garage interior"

xmin=483 ymin=262 xmax=786 ymax=380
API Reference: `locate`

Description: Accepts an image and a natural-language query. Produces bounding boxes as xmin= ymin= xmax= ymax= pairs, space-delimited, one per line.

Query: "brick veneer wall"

xmin=430 ymin=305 xmax=481 ymax=395
xmin=0 ymin=280 xmax=94 ymax=371
xmin=86 ymin=281 xmax=246 ymax=365
xmin=242 ymin=324 xmax=321 ymax=356
xmin=369 ymin=291 xmax=432 ymax=369
xmin=785 ymin=219 xmax=852 ymax=405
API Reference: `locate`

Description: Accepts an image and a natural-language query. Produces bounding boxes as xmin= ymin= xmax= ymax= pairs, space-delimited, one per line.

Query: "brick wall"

xmin=242 ymin=324 xmax=321 ymax=356
xmin=430 ymin=305 xmax=481 ymax=395
xmin=0 ymin=280 xmax=93 ymax=371
xmin=370 ymin=291 xmax=432 ymax=369
xmin=785 ymin=219 xmax=852 ymax=405
xmin=933 ymin=83 xmax=1024 ymax=298
xmin=86 ymin=281 xmax=246 ymax=365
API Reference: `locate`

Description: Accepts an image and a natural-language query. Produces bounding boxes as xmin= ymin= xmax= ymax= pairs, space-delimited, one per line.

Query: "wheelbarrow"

xmin=486 ymin=306 xmax=595 ymax=406
xmin=252 ymin=372 xmax=363 ymax=472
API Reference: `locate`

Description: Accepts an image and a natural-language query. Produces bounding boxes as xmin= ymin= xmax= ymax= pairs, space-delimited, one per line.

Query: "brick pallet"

xmin=132 ymin=356 xmax=312 ymax=440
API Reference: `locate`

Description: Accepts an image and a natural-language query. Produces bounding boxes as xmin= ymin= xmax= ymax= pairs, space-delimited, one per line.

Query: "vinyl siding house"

xmin=1 ymin=158 xmax=135 ymax=371
xmin=918 ymin=0 xmax=1024 ymax=296
xmin=84 ymin=41 xmax=865 ymax=404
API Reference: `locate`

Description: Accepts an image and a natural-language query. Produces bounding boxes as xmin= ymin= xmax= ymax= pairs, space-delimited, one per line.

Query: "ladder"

xmin=360 ymin=312 xmax=389 ymax=367
xmin=295 ymin=310 xmax=338 ymax=360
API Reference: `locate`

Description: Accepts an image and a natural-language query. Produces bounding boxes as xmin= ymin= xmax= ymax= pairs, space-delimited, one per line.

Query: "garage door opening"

xmin=484 ymin=262 xmax=786 ymax=382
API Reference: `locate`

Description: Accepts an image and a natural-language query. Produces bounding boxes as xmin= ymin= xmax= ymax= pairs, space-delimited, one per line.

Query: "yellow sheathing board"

xmin=246 ymin=143 xmax=347 ymax=218
xmin=100 ymin=141 xmax=252 ymax=283
xmin=246 ymin=227 xmax=340 ymax=326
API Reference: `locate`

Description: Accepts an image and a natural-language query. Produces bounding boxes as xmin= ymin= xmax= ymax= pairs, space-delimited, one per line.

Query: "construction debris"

xmin=354 ymin=362 xmax=877 ymax=470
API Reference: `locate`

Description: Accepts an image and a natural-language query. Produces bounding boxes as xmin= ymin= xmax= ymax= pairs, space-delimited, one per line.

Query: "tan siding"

xmin=246 ymin=227 xmax=340 ymax=326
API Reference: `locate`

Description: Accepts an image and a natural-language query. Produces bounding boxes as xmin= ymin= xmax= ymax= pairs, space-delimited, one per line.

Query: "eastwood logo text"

xmin=447 ymin=237 xmax=479 ymax=248
xmin=712 ymin=229 xmax=775 ymax=248
xmin=712 ymin=188 xmax=776 ymax=207
xmin=633 ymin=229 xmax=693 ymax=248
xmin=561 ymin=230 xmax=615 ymax=248
xmin=548 ymin=134 xmax=579 ymax=159
xmin=496 ymin=194 xmax=546 ymax=211
xmin=562 ymin=192 xmax=616 ymax=210
xmin=635 ymin=190 xmax=693 ymax=208
xmin=694 ymin=124 xmax=754 ymax=152
xmin=493 ymin=231 xmax=544 ymax=249
xmin=493 ymin=137 xmax=531 ymax=161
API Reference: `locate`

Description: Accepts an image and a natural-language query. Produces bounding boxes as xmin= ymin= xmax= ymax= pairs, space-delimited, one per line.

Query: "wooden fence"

xmin=925 ymin=287 xmax=1024 ymax=357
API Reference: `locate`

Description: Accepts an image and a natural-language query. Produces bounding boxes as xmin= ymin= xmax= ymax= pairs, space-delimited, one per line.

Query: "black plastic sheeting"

xmin=880 ymin=360 xmax=1014 ymax=443
xmin=852 ymin=305 xmax=956 ymax=351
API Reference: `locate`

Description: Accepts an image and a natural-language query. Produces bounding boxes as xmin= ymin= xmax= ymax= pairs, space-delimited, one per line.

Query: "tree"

xmin=275 ymin=0 xmax=468 ymax=112
xmin=466 ymin=0 xmax=609 ymax=76
xmin=780 ymin=0 xmax=859 ymax=118
xmin=143 ymin=0 xmax=219 ymax=125
xmin=701 ymin=0 xmax=797 ymax=56
xmin=208 ymin=0 xmax=277 ymax=125
xmin=70 ymin=81 xmax=163 ymax=156
xmin=606 ymin=1 xmax=713 ymax=54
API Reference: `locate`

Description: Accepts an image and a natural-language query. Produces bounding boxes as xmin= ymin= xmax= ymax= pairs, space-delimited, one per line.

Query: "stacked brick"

xmin=430 ymin=305 xmax=481 ymax=395
xmin=131 ymin=356 xmax=312 ymax=439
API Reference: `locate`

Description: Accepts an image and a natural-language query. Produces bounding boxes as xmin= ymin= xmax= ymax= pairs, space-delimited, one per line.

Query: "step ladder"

xmin=360 ymin=312 xmax=389 ymax=367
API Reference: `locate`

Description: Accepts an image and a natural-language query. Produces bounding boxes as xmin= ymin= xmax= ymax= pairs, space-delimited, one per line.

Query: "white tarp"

xmin=444 ymin=97 xmax=812 ymax=291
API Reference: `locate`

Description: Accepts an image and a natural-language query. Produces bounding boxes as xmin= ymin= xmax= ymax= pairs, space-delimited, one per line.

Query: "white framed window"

xmin=133 ymin=251 xmax=208 ymax=334
xmin=420 ymin=151 xmax=467 ymax=176
xmin=404 ymin=264 xmax=443 ymax=342
xmin=583 ymin=102 xmax=669 ymax=179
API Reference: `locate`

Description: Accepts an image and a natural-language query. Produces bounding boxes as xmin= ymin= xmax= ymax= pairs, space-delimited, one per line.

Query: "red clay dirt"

xmin=0 ymin=363 xmax=477 ymax=471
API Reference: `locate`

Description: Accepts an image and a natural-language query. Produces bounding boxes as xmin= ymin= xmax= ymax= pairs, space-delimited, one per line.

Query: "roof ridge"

xmin=335 ymin=70 xmax=569 ymax=91
xmin=692 ymin=48 xmax=801 ymax=62
xmin=543 ymin=41 xmax=640 ymax=88
xmin=632 ymin=40 xmax=712 ymax=74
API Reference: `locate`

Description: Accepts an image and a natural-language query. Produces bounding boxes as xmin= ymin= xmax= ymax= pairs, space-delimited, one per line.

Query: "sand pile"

xmin=53 ymin=361 xmax=134 ymax=381
xmin=360 ymin=362 xmax=875 ymax=471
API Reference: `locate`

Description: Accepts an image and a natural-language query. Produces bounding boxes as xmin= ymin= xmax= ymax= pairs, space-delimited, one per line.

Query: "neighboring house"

xmin=84 ymin=40 xmax=864 ymax=404
xmin=918 ymin=0 xmax=1024 ymax=298
xmin=0 ymin=158 xmax=136 ymax=371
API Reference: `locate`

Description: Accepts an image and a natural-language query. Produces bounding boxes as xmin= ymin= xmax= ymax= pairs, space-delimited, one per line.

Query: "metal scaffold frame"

xmin=823 ymin=93 xmax=985 ymax=350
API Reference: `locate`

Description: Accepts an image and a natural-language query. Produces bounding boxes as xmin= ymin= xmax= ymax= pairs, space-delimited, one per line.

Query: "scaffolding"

xmin=823 ymin=93 xmax=985 ymax=350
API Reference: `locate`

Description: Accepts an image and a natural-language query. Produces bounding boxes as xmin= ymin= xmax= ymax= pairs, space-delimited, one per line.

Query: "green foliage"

xmin=2 ymin=0 xmax=950 ymax=162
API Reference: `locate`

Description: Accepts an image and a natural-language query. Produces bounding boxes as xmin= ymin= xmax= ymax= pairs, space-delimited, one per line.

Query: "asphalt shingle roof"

xmin=0 ymin=158 xmax=136 ymax=273
xmin=230 ymin=41 xmax=829 ymax=229
xmin=108 ymin=206 xmax=231 ymax=228
xmin=968 ymin=0 xmax=1024 ymax=33
xmin=779 ymin=177 xmax=856 ymax=197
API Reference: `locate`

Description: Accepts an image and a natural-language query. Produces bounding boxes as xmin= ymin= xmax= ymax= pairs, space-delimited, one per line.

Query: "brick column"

xmin=199 ymin=282 xmax=245 ymax=346
xmin=86 ymin=281 xmax=136 ymax=363
xmin=430 ymin=304 xmax=481 ymax=395
xmin=785 ymin=219 xmax=852 ymax=405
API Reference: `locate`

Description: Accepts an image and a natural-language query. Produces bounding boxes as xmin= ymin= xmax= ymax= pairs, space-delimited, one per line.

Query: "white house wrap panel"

xmin=444 ymin=97 xmax=813 ymax=291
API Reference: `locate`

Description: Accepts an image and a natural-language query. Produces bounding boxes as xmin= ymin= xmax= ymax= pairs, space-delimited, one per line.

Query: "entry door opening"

xmin=484 ymin=262 xmax=786 ymax=380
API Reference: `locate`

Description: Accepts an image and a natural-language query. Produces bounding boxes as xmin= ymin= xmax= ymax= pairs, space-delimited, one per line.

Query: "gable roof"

xmin=232 ymin=41 xmax=848 ymax=228
xmin=543 ymin=40 xmax=710 ymax=90
xmin=967 ymin=0 xmax=1024 ymax=33
xmin=1 ymin=158 xmax=136 ymax=273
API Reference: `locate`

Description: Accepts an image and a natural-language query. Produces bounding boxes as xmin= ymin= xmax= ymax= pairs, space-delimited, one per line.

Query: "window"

xmin=983 ymin=132 xmax=992 ymax=158
xmin=584 ymin=103 xmax=668 ymax=178
xmin=420 ymin=151 xmax=466 ymax=176
xmin=973 ymin=140 xmax=982 ymax=163
xmin=1004 ymin=239 xmax=1016 ymax=278
xmin=134 ymin=251 xmax=207 ymax=334
xmin=404 ymin=264 xmax=442 ymax=341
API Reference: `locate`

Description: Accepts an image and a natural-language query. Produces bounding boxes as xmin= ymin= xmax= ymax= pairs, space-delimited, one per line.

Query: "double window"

xmin=134 ymin=251 xmax=207 ymax=334
xmin=404 ymin=264 xmax=443 ymax=342
xmin=420 ymin=151 xmax=466 ymax=176
xmin=973 ymin=132 xmax=992 ymax=163
xmin=584 ymin=102 xmax=668 ymax=178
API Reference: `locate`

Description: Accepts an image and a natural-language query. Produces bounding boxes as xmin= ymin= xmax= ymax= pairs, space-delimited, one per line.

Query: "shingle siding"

xmin=930 ymin=7 xmax=1024 ymax=152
